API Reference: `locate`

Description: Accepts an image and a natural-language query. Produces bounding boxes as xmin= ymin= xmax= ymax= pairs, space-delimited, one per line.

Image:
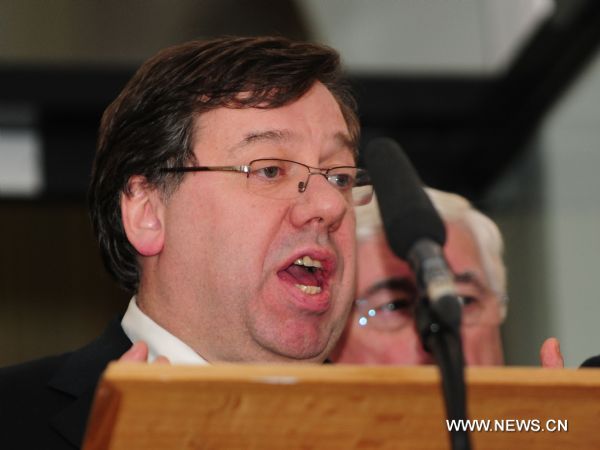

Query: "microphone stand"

xmin=415 ymin=296 xmax=471 ymax=450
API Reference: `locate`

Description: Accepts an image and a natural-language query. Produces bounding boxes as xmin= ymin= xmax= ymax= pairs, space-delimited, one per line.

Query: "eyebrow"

xmin=365 ymin=272 xmax=488 ymax=299
xmin=454 ymin=271 xmax=487 ymax=292
xmin=332 ymin=131 xmax=357 ymax=155
xmin=244 ymin=129 xmax=292 ymax=146
xmin=363 ymin=277 xmax=416 ymax=298
xmin=227 ymin=129 xmax=293 ymax=155
xmin=229 ymin=129 xmax=356 ymax=159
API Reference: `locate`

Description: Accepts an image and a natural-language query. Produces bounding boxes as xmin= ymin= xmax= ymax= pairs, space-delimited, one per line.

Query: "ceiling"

xmin=1 ymin=0 xmax=600 ymax=201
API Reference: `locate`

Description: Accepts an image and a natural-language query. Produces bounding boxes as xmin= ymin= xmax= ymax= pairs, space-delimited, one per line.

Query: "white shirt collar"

xmin=121 ymin=297 xmax=207 ymax=365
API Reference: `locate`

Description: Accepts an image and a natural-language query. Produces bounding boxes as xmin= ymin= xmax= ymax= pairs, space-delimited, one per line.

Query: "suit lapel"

xmin=48 ymin=318 xmax=132 ymax=448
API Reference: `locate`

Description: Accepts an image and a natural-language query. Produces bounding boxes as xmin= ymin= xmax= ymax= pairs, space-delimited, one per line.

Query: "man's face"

xmin=153 ymin=82 xmax=357 ymax=363
xmin=331 ymin=222 xmax=504 ymax=366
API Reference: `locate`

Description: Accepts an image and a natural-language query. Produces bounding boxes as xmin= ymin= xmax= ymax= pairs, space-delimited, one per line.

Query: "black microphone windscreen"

xmin=363 ymin=137 xmax=446 ymax=259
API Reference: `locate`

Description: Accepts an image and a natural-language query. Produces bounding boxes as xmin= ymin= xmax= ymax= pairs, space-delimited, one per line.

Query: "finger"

xmin=153 ymin=355 xmax=171 ymax=365
xmin=540 ymin=337 xmax=564 ymax=368
xmin=119 ymin=341 xmax=149 ymax=362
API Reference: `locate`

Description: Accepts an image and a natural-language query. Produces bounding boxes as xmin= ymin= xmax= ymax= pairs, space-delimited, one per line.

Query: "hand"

xmin=119 ymin=341 xmax=170 ymax=364
xmin=540 ymin=337 xmax=564 ymax=368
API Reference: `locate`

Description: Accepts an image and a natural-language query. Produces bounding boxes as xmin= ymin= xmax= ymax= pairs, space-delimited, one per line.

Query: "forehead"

xmin=357 ymin=223 xmax=487 ymax=294
xmin=192 ymin=82 xmax=354 ymax=163
xmin=444 ymin=222 xmax=483 ymax=276
xmin=356 ymin=233 xmax=413 ymax=294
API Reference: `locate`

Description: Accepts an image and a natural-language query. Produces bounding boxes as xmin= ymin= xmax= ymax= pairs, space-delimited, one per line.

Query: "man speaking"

xmin=0 ymin=36 xmax=373 ymax=449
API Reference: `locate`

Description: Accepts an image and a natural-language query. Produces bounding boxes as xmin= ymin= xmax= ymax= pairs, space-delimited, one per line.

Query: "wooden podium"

xmin=84 ymin=363 xmax=600 ymax=449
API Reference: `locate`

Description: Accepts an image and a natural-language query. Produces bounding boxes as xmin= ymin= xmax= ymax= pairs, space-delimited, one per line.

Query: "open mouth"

xmin=285 ymin=255 xmax=325 ymax=295
xmin=277 ymin=252 xmax=335 ymax=300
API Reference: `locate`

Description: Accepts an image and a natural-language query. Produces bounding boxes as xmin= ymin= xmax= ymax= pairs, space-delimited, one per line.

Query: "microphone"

xmin=363 ymin=137 xmax=461 ymax=331
xmin=364 ymin=138 xmax=471 ymax=450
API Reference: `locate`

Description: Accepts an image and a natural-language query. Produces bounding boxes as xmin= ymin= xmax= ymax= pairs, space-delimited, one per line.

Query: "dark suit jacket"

xmin=0 ymin=318 xmax=131 ymax=449
xmin=581 ymin=354 xmax=600 ymax=367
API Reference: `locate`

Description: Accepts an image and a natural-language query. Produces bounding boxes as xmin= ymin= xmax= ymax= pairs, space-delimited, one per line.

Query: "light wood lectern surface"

xmin=84 ymin=363 xmax=600 ymax=449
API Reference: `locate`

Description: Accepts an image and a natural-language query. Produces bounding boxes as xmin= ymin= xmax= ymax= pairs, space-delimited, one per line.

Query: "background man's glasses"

xmin=355 ymin=285 xmax=505 ymax=332
xmin=161 ymin=158 xmax=373 ymax=206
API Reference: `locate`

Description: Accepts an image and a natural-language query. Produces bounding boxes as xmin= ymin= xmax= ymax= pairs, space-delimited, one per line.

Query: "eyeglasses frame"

xmin=160 ymin=158 xmax=372 ymax=204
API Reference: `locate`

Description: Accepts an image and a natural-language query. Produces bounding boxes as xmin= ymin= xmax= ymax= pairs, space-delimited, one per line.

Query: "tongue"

xmin=285 ymin=265 xmax=320 ymax=286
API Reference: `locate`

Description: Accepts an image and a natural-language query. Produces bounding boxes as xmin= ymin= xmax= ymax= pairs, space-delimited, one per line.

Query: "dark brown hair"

xmin=89 ymin=36 xmax=359 ymax=292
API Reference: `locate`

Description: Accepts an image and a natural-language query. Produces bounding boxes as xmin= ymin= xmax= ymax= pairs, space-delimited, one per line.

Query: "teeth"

xmin=295 ymin=284 xmax=322 ymax=295
xmin=294 ymin=255 xmax=323 ymax=269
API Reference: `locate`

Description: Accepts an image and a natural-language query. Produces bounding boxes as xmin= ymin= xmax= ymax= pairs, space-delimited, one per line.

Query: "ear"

xmin=121 ymin=176 xmax=165 ymax=256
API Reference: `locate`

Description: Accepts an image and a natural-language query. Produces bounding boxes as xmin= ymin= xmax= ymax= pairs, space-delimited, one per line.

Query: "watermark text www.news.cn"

xmin=446 ymin=419 xmax=568 ymax=433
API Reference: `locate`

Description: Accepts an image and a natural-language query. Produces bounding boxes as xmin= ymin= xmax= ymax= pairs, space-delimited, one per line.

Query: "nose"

xmin=395 ymin=325 xmax=435 ymax=365
xmin=289 ymin=172 xmax=349 ymax=232
xmin=413 ymin=340 xmax=435 ymax=365
xmin=297 ymin=169 xmax=329 ymax=193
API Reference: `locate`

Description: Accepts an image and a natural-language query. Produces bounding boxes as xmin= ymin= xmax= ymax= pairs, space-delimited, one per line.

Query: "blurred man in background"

xmin=330 ymin=188 xmax=507 ymax=365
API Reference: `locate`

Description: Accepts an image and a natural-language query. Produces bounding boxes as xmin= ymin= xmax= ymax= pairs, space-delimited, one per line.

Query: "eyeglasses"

xmin=355 ymin=277 xmax=505 ymax=332
xmin=161 ymin=158 xmax=373 ymax=206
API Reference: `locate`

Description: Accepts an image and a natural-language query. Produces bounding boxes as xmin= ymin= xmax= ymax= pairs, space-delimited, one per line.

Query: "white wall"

xmin=0 ymin=128 xmax=42 ymax=197
xmin=300 ymin=0 xmax=553 ymax=73
xmin=540 ymin=52 xmax=600 ymax=366
xmin=485 ymin=35 xmax=600 ymax=368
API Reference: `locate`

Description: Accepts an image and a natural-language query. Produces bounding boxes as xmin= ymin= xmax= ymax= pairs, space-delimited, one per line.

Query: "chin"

xmin=259 ymin=329 xmax=331 ymax=362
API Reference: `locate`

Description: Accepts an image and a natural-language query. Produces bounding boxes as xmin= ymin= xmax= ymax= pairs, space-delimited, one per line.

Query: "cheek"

xmin=461 ymin=327 xmax=501 ymax=365
xmin=212 ymin=199 xmax=290 ymax=285
xmin=164 ymin=190 xmax=266 ymax=286
xmin=344 ymin=323 xmax=415 ymax=363
xmin=337 ymin=216 xmax=357 ymax=276
xmin=463 ymin=327 xmax=490 ymax=348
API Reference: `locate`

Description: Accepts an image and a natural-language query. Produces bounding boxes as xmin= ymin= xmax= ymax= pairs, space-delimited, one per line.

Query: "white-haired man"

xmin=330 ymin=188 xmax=508 ymax=365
